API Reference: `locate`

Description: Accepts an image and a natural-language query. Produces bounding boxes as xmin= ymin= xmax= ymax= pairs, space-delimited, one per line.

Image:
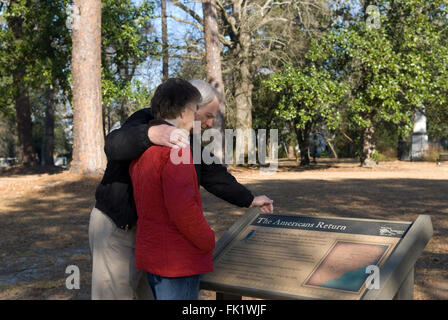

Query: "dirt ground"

xmin=0 ymin=159 xmax=447 ymax=300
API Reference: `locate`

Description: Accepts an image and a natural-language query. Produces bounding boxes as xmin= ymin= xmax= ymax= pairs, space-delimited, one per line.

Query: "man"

xmin=89 ymin=79 xmax=274 ymax=300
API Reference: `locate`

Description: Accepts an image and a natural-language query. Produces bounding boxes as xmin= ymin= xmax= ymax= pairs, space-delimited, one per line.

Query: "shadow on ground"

xmin=0 ymin=165 xmax=65 ymax=177
xmin=0 ymin=174 xmax=99 ymax=299
xmin=0 ymin=170 xmax=447 ymax=299
xmin=202 ymin=177 xmax=448 ymax=300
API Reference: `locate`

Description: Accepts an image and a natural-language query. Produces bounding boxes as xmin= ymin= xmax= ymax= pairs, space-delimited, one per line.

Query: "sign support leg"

xmin=393 ymin=266 xmax=414 ymax=300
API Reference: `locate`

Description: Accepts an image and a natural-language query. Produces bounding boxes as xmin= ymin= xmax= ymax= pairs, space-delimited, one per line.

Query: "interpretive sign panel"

xmin=201 ymin=211 xmax=432 ymax=300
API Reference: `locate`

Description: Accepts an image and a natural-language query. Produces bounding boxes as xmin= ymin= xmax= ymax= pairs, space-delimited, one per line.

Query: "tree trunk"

xmin=203 ymin=0 xmax=225 ymax=162
xmin=119 ymin=97 xmax=131 ymax=124
xmin=234 ymin=32 xmax=255 ymax=159
xmin=7 ymin=9 xmax=35 ymax=166
xmin=295 ymin=125 xmax=311 ymax=166
xmin=161 ymin=0 xmax=169 ymax=81
xmin=42 ymin=87 xmax=55 ymax=166
xmin=288 ymin=145 xmax=295 ymax=159
xmin=397 ymin=135 xmax=409 ymax=161
xmin=326 ymin=139 xmax=338 ymax=160
xmin=14 ymin=90 xmax=35 ymax=166
xmin=70 ymin=0 xmax=106 ymax=174
xmin=234 ymin=66 xmax=255 ymax=160
xmin=321 ymin=134 xmax=339 ymax=160
xmin=361 ymin=124 xmax=377 ymax=167
xmin=203 ymin=0 xmax=224 ymax=96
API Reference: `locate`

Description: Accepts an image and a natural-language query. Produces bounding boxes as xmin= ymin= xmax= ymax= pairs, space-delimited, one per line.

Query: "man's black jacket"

xmin=95 ymin=108 xmax=254 ymax=230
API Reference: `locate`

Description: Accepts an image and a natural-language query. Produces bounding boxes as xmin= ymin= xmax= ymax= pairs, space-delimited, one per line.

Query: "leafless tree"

xmin=169 ymin=0 xmax=328 ymax=160
xmin=202 ymin=0 xmax=226 ymax=160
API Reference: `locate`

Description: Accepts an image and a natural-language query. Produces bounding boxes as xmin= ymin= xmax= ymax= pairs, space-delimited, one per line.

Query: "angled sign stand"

xmin=200 ymin=208 xmax=432 ymax=300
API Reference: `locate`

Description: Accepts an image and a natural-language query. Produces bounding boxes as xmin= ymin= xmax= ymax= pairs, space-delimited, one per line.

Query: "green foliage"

xmin=0 ymin=0 xmax=159 ymax=159
xmin=0 ymin=0 xmax=72 ymax=160
xmin=101 ymin=0 xmax=158 ymax=124
xmin=252 ymin=74 xmax=297 ymax=156
xmin=102 ymin=0 xmax=156 ymax=74
xmin=370 ymin=151 xmax=380 ymax=162
xmin=385 ymin=0 xmax=448 ymax=140
xmin=305 ymin=0 xmax=448 ymax=163
xmin=252 ymin=74 xmax=282 ymax=129
xmin=261 ymin=64 xmax=347 ymax=165
xmin=263 ymin=64 xmax=347 ymax=131
xmin=309 ymin=25 xmax=413 ymax=134
xmin=1 ymin=0 xmax=447 ymax=163
xmin=0 ymin=76 xmax=15 ymax=117
xmin=0 ymin=0 xmax=72 ymax=101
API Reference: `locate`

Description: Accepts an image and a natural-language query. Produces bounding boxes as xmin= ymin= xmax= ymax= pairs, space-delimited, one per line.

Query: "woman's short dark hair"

xmin=151 ymin=78 xmax=202 ymax=120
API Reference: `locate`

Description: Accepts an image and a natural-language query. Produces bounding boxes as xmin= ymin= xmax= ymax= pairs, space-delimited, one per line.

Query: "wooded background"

xmin=0 ymin=0 xmax=447 ymax=173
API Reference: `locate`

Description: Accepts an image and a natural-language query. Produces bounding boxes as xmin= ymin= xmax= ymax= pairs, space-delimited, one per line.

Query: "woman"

xmin=129 ymin=78 xmax=215 ymax=300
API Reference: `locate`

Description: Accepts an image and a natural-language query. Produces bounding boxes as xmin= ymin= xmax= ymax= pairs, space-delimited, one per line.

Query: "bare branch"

xmin=218 ymin=33 xmax=233 ymax=47
xmin=168 ymin=44 xmax=203 ymax=52
xmin=169 ymin=54 xmax=204 ymax=61
xmin=166 ymin=15 xmax=203 ymax=31
xmin=216 ymin=0 xmax=239 ymax=39
xmin=260 ymin=0 xmax=274 ymax=13
xmin=252 ymin=37 xmax=287 ymax=47
xmin=256 ymin=17 xmax=289 ymax=30
xmin=171 ymin=0 xmax=203 ymax=25
xmin=342 ymin=132 xmax=354 ymax=143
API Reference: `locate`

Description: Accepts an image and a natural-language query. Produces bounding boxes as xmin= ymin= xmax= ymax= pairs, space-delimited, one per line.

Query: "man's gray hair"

xmin=189 ymin=80 xmax=219 ymax=107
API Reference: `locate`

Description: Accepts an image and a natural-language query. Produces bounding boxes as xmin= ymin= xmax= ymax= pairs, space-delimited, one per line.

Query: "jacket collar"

xmin=148 ymin=119 xmax=175 ymax=127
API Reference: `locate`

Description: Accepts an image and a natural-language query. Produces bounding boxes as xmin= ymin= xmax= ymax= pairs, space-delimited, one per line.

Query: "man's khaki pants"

xmin=88 ymin=207 xmax=154 ymax=300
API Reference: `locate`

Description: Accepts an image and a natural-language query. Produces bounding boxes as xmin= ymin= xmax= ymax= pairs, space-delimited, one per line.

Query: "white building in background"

xmin=0 ymin=158 xmax=18 ymax=167
xmin=54 ymin=156 xmax=67 ymax=166
xmin=411 ymin=107 xmax=429 ymax=161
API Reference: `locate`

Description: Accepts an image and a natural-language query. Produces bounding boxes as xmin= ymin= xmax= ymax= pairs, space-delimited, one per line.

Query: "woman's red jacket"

xmin=130 ymin=146 xmax=215 ymax=277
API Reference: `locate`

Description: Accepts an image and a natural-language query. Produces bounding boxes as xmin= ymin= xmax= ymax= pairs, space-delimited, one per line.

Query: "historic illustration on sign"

xmin=305 ymin=241 xmax=389 ymax=292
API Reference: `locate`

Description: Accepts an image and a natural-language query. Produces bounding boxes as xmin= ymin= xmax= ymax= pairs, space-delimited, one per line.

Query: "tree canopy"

xmin=0 ymin=0 xmax=447 ymax=168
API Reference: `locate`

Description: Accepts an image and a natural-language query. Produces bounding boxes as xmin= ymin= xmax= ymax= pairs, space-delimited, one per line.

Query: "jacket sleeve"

xmin=162 ymin=148 xmax=215 ymax=252
xmin=200 ymin=160 xmax=255 ymax=208
xmin=104 ymin=109 xmax=154 ymax=162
